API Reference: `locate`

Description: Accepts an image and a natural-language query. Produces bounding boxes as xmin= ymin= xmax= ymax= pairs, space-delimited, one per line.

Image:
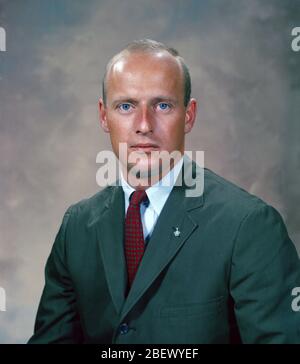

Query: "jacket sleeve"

xmin=28 ymin=206 xmax=84 ymax=344
xmin=230 ymin=203 xmax=300 ymax=343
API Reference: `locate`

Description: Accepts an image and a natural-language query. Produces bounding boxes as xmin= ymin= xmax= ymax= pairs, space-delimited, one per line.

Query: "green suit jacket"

xmin=28 ymin=157 xmax=300 ymax=343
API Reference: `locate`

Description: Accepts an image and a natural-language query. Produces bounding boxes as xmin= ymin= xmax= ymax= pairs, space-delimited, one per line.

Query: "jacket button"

xmin=119 ymin=323 xmax=129 ymax=335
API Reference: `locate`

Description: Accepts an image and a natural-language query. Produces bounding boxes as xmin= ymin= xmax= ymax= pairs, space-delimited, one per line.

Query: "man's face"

xmin=99 ymin=51 xmax=196 ymax=183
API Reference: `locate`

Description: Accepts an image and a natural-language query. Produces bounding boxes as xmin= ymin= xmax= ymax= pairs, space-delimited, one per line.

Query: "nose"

xmin=135 ymin=105 xmax=154 ymax=135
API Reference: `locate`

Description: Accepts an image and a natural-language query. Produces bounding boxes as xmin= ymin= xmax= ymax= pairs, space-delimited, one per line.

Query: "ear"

xmin=99 ymin=98 xmax=110 ymax=133
xmin=184 ymin=98 xmax=197 ymax=134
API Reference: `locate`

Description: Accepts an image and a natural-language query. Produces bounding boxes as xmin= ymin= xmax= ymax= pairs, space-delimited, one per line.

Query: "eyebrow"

xmin=111 ymin=98 xmax=138 ymax=108
xmin=152 ymin=97 xmax=178 ymax=105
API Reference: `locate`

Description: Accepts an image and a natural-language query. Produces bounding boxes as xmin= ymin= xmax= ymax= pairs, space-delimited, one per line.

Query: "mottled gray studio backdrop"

xmin=0 ymin=0 xmax=299 ymax=343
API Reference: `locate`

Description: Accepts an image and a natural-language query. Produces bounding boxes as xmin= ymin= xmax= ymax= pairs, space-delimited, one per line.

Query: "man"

xmin=29 ymin=39 xmax=300 ymax=344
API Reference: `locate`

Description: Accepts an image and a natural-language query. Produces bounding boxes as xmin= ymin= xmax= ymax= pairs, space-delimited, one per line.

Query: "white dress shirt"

xmin=120 ymin=157 xmax=183 ymax=243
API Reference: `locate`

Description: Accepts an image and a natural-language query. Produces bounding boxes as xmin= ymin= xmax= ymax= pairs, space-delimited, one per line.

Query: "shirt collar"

xmin=120 ymin=157 xmax=183 ymax=216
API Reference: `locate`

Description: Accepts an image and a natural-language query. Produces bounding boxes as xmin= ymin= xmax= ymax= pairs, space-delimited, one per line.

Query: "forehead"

xmin=106 ymin=51 xmax=184 ymax=98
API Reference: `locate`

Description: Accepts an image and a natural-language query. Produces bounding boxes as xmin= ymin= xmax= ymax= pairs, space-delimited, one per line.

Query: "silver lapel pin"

xmin=173 ymin=227 xmax=181 ymax=237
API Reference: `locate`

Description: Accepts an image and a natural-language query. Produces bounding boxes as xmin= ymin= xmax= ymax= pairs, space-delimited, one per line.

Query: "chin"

xmin=128 ymin=157 xmax=160 ymax=179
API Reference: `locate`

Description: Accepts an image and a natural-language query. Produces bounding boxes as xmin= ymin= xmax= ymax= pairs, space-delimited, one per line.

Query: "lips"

xmin=130 ymin=143 xmax=159 ymax=152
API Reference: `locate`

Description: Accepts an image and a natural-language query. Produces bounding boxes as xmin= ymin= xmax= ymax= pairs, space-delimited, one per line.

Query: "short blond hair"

xmin=102 ymin=39 xmax=191 ymax=107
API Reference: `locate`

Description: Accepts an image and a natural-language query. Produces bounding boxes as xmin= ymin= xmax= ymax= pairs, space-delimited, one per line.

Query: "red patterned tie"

xmin=125 ymin=190 xmax=148 ymax=291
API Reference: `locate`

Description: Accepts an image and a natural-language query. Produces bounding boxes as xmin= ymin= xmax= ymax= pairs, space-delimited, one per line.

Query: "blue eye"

xmin=158 ymin=102 xmax=170 ymax=110
xmin=118 ymin=103 xmax=132 ymax=112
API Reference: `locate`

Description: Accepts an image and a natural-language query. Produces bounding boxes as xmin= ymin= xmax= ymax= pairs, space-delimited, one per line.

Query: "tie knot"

xmin=129 ymin=190 xmax=148 ymax=206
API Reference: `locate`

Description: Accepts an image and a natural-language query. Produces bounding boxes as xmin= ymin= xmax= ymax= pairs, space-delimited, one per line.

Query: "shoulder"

xmin=64 ymin=185 xmax=119 ymax=226
xmin=201 ymin=167 xmax=287 ymax=233
xmin=185 ymin=157 xmax=268 ymax=217
xmin=202 ymin=168 xmax=295 ymax=261
xmin=203 ymin=167 xmax=269 ymax=213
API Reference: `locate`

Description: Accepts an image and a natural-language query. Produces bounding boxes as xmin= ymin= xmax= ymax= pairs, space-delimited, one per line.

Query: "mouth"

xmin=130 ymin=144 xmax=160 ymax=152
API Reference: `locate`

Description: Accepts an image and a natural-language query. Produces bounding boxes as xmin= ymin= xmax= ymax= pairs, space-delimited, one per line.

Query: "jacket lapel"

xmin=94 ymin=186 xmax=127 ymax=315
xmin=93 ymin=156 xmax=205 ymax=321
